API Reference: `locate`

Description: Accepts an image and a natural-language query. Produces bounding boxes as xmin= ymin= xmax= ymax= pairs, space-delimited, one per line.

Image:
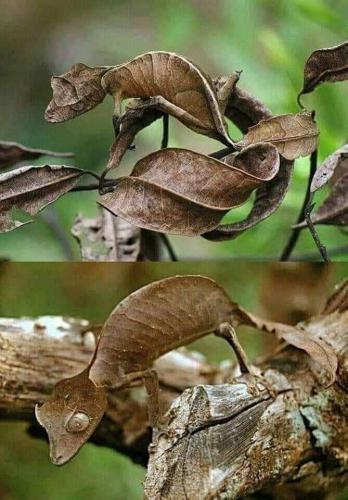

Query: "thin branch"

xmin=156 ymin=114 xmax=178 ymax=261
xmin=70 ymin=183 xmax=101 ymax=192
xmin=70 ymin=180 xmax=117 ymax=192
xmin=159 ymin=234 xmax=178 ymax=261
xmin=280 ymin=149 xmax=318 ymax=261
xmin=305 ymin=200 xmax=331 ymax=262
xmin=161 ymin=114 xmax=169 ymax=149
xmin=84 ymin=170 xmax=102 ymax=182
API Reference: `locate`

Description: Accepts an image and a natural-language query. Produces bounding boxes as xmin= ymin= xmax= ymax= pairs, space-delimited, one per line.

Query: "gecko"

xmin=35 ymin=275 xmax=255 ymax=465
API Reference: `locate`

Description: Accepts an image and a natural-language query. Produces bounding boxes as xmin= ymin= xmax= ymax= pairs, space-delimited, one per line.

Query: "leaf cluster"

xmin=1 ymin=44 xmax=347 ymax=256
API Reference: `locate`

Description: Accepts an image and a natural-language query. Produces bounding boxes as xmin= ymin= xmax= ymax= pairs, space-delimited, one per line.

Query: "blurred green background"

xmin=1 ymin=0 xmax=348 ymax=261
xmin=0 ymin=262 xmax=347 ymax=499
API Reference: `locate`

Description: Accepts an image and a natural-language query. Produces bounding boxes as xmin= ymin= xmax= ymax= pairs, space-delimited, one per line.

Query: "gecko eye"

xmin=65 ymin=412 xmax=90 ymax=433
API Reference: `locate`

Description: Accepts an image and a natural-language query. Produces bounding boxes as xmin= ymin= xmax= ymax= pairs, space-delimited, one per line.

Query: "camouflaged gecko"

xmin=35 ymin=275 xmax=252 ymax=465
xmin=44 ymin=51 xmax=239 ymax=147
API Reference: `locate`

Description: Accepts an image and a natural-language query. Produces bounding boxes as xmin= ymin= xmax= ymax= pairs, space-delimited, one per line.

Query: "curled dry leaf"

xmin=101 ymin=51 xmax=236 ymax=145
xmin=233 ymin=308 xmax=337 ymax=386
xmin=295 ymin=173 xmax=348 ymax=229
xmin=203 ymin=83 xmax=293 ymax=241
xmin=72 ymin=209 xmax=141 ymax=262
xmin=0 ymin=141 xmax=74 ymax=170
xmin=89 ymin=275 xmax=235 ymax=386
xmin=222 ymin=83 xmax=273 ymax=134
xmin=0 ymin=165 xmax=84 ymax=233
xmin=204 ymin=159 xmax=294 ymax=241
xmin=98 ymin=144 xmax=279 ymax=236
xmin=238 ymin=111 xmax=319 ymax=160
xmin=311 ymin=144 xmax=348 ymax=192
xmin=298 ymin=40 xmax=348 ymax=106
xmin=45 ymin=64 xmax=109 ymax=123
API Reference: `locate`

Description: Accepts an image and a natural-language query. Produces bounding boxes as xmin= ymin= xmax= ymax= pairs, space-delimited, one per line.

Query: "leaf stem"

xmin=84 ymin=170 xmax=102 ymax=182
xmin=297 ymin=92 xmax=305 ymax=110
xmin=280 ymin=149 xmax=318 ymax=261
xmin=209 ymin=146 xmax=235 ymax=159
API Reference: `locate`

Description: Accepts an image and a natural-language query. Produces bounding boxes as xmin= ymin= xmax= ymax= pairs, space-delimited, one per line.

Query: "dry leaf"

xmin=101 ymin=51 xmax=235 ymax=145
xmin=45 ymin=64 xmax=109 ymax=123
xmin=295 ymin=173 xmax=348 ymax=229
xmin=298 ymin=41 xmax=348 ymax=105
xmin=72 ymin=209 xmax=141 ymax=262
xmin=238 ymin=111 xmax=319 ymax=160
xmin=234 ymin=308 xmax=337 ymax=386
xmin=89 ymin=275 xmax=236 ymax=386
xmin=98 ymin=144 xmax=279 ymax=236
xmin=0 ymin=165 xmax=84 ymax=233
xmin=221 ymin=83 xmax=273 ymax=134
xmin=204 ymin=159 xmax=293 ymax=241
xmin=204 ymin=84 xmax=292 ymax=241
xmin=311 ymin=144 xmax=348 ymax=192
xmin=0 ymin=141 xmax=74 ymax=170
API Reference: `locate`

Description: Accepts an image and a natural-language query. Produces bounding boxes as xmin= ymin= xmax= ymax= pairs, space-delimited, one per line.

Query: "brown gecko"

xmin=35 ymin=275 xmax=253 ymax=465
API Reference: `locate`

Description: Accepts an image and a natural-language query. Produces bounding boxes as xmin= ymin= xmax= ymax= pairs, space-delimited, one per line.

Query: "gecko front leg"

xmin=215 ymin=323 xmax=279 ymax=398
xmin=215 ymin=322 xmax=265 ymax=396
xmin=142 ymin=369 xmax=161 ymax=435
xmin=114 ymin=369 xmax=162 ymax=434
xmin=215 ymin=322 xmax=253 ymax=375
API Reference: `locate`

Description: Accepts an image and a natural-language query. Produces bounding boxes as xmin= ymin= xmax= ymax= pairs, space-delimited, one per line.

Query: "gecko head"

xmin=45 ymin=63 xmax=107 ymax=123
xmin=35 ymin=370 xmax=107 ymax=466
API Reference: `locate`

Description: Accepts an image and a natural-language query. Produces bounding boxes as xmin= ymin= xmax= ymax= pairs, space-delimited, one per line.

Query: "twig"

xmin=280 ymin=150 xmax=318 ymax=261
xmin=161 ymin=114 xmax=169 ymax=149
xmin=159 ymin=234 xmax=178 ymax=261
xmin=209 ymin=146 xmax=235 ymax=159
xmin=156 ymin=115 xmax=178 ymax=261
xmin=305 ymin=200 xmax=331 ymax=262
xmin=70 ymin=180 xmax=117 ymax=192
xmin=70 ymin=183 xmax=101 ymax=192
